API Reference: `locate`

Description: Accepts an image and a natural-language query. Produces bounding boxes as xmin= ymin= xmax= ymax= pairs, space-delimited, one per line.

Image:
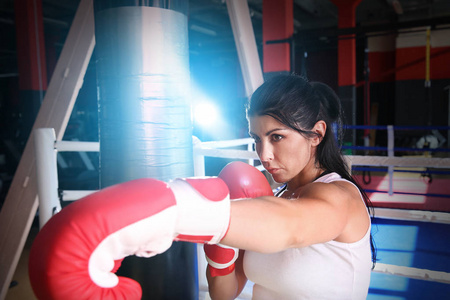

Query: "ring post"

xmin=193 ymin=136 xmax=206 ymax=177
xmin=247 ymin=141 xmax=255 ymax=166
xmin=387 ymin=125 xmax=394 ymax=196
xmin=34 ymin=128 xmax=61 ymax=229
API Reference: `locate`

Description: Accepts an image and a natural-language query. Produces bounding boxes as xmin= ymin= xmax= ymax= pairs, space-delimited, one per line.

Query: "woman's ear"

xmin=311 ymin=120 xmax=326 ymax=146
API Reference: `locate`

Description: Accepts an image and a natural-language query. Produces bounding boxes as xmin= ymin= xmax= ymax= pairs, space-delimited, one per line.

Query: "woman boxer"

xmin=205 ymin=74 xmax=376 ymax=299
xmin=28 ymin=74 xmax=375 ymax=300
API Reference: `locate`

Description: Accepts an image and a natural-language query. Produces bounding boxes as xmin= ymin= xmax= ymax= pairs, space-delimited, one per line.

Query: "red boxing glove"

xmin=218 ymin=161 xmax=273 ymax=199
xmin=204 ymin=161 xmax=273 ymax=277
xmin=204 ymin=244 xmax=239 ymax=277
xmin=29 ymin=177 xmax=231 ymax=300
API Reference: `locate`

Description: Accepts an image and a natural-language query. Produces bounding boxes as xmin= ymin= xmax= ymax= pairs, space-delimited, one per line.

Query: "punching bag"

xmin=94 ymin=1 xmax=197 ymax=299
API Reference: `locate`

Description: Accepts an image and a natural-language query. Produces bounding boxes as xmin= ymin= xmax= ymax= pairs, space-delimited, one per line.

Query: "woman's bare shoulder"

xmin=296 ymin=180 xmax=357 ymax=202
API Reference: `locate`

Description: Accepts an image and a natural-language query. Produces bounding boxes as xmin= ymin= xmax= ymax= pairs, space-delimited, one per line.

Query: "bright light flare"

xmin=194 ymin=102 xmax=218 ymax=127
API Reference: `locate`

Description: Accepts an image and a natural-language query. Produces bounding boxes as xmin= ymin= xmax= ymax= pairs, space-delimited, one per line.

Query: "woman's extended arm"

xmin=221 ymin=181 xmax=368 ymax=253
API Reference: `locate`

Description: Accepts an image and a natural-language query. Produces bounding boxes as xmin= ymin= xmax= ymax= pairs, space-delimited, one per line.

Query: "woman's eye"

xmin=271 ymin=134 xmax=283 ymax=142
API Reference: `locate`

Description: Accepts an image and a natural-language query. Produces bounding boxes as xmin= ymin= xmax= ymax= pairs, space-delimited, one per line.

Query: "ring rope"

xmin=365 ymin=189 xmax=450 ymax=199
xmin=48 ymin=137 xmax=450 ymax=285
xmin=345 ymin=155 xmax=450 ymax=168
xmin=343 ymin=145 xmax=450 ymax=152
xmin=344 ymin=125 xmax=450 ymax=131
xmin=373 ymin=263 xmax=450 ymax=284
xmin=374 ymin=208 xmax=450 ymax=224
xmin=353 ymin=167 xmax=449 ymax=175
xmin=193 ymin=141 xmax=450 ymax=284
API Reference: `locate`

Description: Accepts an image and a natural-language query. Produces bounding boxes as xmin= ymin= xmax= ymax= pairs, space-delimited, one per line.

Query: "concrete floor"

xmin=6 ymin=226 xmax=38 ymax=300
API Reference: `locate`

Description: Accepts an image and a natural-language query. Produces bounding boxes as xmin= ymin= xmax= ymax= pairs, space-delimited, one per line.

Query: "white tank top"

xmin=243 ymin=172 xmax=372 ymax=300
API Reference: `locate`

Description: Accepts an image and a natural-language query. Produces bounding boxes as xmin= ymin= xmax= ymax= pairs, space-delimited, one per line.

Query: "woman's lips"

xmin=266 ymin=168 xmax=279 ymax=174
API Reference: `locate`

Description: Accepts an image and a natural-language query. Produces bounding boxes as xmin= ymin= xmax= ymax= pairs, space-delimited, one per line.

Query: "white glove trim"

xmin=205 ymin=244 xmax=239 ymax=269
xmin=88 ymin=207 xmax=177 ymax=288
xmin=169 ymin=179 xmax=230 ymax=244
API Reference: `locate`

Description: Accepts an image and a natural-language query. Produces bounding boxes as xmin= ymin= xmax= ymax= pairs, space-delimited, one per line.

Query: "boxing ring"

xmin=33 ymin=127 xmax=450 ymax=299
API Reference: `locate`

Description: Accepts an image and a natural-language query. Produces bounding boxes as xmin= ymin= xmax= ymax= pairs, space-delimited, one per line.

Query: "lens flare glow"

xmin=194 ymin=102 xmax=218 ymax=127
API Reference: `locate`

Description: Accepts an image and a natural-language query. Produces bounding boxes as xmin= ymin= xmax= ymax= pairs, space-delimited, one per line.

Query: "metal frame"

xmin=0 ymin=0 xmax=95 ymax=297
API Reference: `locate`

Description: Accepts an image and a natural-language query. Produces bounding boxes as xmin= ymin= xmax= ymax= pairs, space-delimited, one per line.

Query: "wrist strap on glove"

xmin=204 ymin=243 xmax=239 ymax=277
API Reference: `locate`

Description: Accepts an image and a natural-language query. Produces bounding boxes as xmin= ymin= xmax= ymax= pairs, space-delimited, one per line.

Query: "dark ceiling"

xmin=0 ymin=0 xmax=449 ymax=199
xmin=1 ymin=0 xmax=450 ymax=78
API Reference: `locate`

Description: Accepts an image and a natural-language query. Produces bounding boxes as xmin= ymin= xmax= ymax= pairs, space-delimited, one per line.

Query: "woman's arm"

xmin=205 ymin=161 xmax=273 ymax=299
xmin=221 ymin=181 xmax=366 ymax=253
xmin=207 ymin=250 xmax=248 ymax=300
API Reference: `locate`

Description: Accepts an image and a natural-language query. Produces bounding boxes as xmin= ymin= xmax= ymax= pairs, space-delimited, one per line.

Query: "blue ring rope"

xmin=343 ymin=125 xmax=450 ymax=130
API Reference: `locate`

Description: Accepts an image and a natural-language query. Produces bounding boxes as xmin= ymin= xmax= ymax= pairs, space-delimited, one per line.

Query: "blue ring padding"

xmin=368 ymin=218 xmax=450 ymax=299
xmin=364 ymin=189 xmax=450 ymax=198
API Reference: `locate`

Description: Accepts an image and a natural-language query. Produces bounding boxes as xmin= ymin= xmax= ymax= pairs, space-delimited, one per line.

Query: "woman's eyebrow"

xmin=264 ymin=128 xmax=287 ymax=136
xmin=249 ymin=127 xmax=288 ymax=138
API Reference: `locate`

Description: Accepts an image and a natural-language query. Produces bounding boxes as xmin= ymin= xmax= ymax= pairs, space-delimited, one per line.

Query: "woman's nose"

xmin=257 ymin=142 xmax=273 ymax=162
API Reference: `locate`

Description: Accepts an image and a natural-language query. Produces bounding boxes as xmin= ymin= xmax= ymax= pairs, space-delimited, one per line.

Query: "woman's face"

xmin=249 ymin=115 xmax=317 ymax=184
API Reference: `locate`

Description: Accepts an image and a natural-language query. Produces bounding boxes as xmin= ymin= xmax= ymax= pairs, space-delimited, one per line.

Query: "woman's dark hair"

xmin=246 ymin=74 xmax=376 ymax=267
